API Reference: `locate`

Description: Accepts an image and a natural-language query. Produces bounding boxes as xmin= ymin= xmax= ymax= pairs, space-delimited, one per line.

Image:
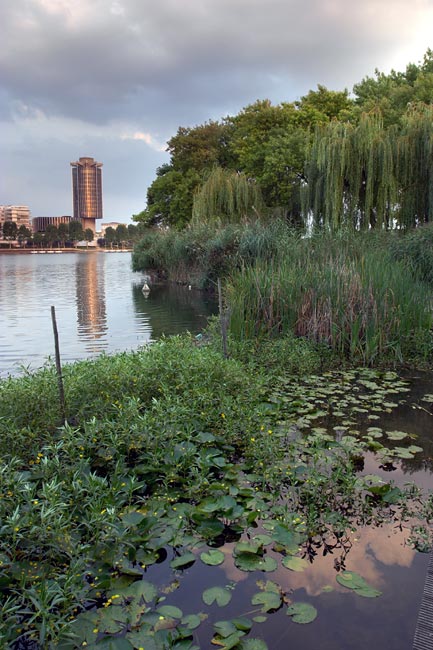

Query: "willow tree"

xmin=303 ymin=112 xmax=398 ymax=230
xmin=192 ymin=167 xmax=265 ymax=225
xmin=397 ymin=104 xmax=433 ymax=228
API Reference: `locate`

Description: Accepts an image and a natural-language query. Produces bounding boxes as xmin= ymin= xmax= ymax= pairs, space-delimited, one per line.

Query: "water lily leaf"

xmin=157 ymin=605 xmax=183 ymax=619
xmin=120 ymin=579 xmax=158 ymax=603
xmin=234 ymin=554 xmax=277 ymax=572
xmin=386 ymin=430 xmax=408 ymax=441
xmin=251 ymin=534 xmax=273 ymax=546
xmin=336 ymin=571 xmax=382 ymax=597
xmin=126 ymin=629 xmax=158 ymax=650
xmin=253 ymin=616 xmax=267 ymax=623
xmin=232 ymin=617 xmax=253 ymax=632
xmin=202 ymin=586 xmax=232 ymax=607
xmin=240 ymin=640 xmax=268 ymax=650
xmin=251 ymin=591 xmax=281 ymax=612
xmin=407 ymin=445 xmax=423 ymax=454
xmin=181 ymin=614 xmax=204 ymax=631
xmin=286 ymin=602 xmax=317 ymax=624
xmin=393 ymin=447 xmax=415 ymax=459
xmin=170 ymin=552 xmax=196 ymax=569
xmin=212 ymin=631 xmax=244 ymax=649
xmin=214 ymin=620 xmax=238 ymax=638
xmin=201 ymin=549 xmax=225 ymax=566
xmin=421 ymin=394 xmax=433 ymax=403
xmin=282 ymin=556 xmax=309 ymax=572
xmin=234 ymin=541 xmax=262 ymax=555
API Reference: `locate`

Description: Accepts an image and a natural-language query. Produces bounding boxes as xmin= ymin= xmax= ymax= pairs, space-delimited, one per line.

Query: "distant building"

xmin=0 ymin=205 xmax=31 ymax=230
xmin=100 ymin=222 xmax=127 ymax=236
xmin=70 ymin=157 xmax=103 ymax=233
xmin=32 ymin=215 xmax=73 ymax=233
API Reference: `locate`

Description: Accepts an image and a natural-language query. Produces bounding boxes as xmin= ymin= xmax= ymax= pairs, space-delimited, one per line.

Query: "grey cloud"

xmin=1 ymin=0 xmax=429 ymax=131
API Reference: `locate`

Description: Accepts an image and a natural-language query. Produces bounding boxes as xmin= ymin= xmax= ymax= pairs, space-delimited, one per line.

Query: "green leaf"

xmin=286 ymin=602 xmax=317 ymax=624
xmin=336 ymin=571 xmax=382 ymax=598
xmin=157 ymin=605 xmax=183 ymax=619
xmin=121 ymin=511 xmax=145 ymax=526
xmin=213 ymin=632 xmax=244 ymax=650
xmin=240 ymin=639 xmax=268 ymax=649
xmin=91 ymin=639 xmax=134 ymax=650
xmin=202 ymin=586 xmax=232 ymax=607
xmin=181 ymin=614 xmax=203 ymax=630
xmin=234 ymin=554 xmax=277 ymax=572
xmin=120 ymin=579 xmax=158 ymax=603
xmin=251 ymin=591 xmax=281 ymax=612
xmin=170 ymin=552 xmax=196 ymax=569
xmin=234 ymin=541 xmax=262 ymax=555
xmin=252 ymin=616 xmax=267 ymax=623
xmin=200 ymin=549 xmax=225 ymax=566
xmin=386 ymin=430 xmax=408 ymax=441
xmin=282 ymin=556 xmax=309 ymax=572
xmin=214 ymin=620 xmax=237 ymax=638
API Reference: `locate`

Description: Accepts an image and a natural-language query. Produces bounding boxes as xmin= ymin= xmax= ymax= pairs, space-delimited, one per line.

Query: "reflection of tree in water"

xmin=75 ymin=254 xmax=108 ymax=351
xmin=131 ymin=283 xmax=217 ymax=340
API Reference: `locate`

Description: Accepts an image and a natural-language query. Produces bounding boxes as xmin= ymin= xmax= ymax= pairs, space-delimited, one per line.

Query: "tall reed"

xmin=227 ymin=231 xmax=432 ymax=364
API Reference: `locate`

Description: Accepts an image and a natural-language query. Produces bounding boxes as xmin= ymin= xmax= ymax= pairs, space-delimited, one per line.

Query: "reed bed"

xmin=227 ymin=231 xmax=432 ymax=364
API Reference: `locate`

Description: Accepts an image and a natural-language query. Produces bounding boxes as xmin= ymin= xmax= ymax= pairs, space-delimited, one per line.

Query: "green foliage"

xmin=389 ymin=223 xmax=433 ymax=283
xmin=192 ymin=167 xmax=265 ymax=225
xmin=227 ymin=230 xmax=433 ymax=364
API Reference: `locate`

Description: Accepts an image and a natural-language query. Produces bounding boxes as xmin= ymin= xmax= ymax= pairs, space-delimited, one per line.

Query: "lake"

xmin=0 ymin=251 xmax=217 ymax=378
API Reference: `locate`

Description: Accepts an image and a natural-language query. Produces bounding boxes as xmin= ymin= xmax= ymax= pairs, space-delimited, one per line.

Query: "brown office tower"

xmin=70 ymin=157 xmax=103 ymax=233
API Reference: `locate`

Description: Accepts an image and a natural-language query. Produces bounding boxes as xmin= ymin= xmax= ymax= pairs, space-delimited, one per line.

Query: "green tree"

xmin=192 ymin=167 xmax=265 ymax=225
xmin=45 ymin=224 xmax=59 ymax=248
xmin=58 ymin=223 xmax=69 ymax=248
xmin=17 ymin=225 xmax=32 ymax=248
xmin=104 ymin=226 xmax=116 ymax=249
xmin=84 ymin=228 xmax=94 ymax=247
xmin=2 ymin=221 xmax=18 ymax=246
xmin=69 ymin=221 xmax=84 ymax=246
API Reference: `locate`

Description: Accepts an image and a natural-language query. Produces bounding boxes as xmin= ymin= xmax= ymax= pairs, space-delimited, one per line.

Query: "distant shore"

xmin=0 ymin=248 xmax=133 ymax=254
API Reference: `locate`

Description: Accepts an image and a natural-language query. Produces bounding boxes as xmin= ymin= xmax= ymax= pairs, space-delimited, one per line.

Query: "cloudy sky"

xmin=1 ymin=0 xmax=432 ymax=222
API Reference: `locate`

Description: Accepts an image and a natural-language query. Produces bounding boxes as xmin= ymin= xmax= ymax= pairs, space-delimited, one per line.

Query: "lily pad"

xmin=200 ymin=549 xmax=225 ymax=566
xmin=157 ymin=605 xmax=183 ymax=619
xmin=386 ymin=430 xmax=408 ymax=441
xmin=234 ymin=554 xmax=277 ymax=573
xmin=170 ymin=552 xmax=196 ymax=569
xmin=251 ymin=591 xmax=281 ymax=612
xmin=286 ymin=602 xmax=317 ymax=624
xmin=240 ymin=640 xmax=268 ymax=650
xmin=202 ymin=586 xmax=232 ymax=607
xmin=336 ymin=571 xmax=382 ymax=598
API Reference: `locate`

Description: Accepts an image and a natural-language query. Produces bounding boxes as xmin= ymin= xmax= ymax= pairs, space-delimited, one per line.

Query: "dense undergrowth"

xmin=0 ymin=335 xmax=432 ymax=648
xmin=133 ymin=222 xmax=433 ymax=366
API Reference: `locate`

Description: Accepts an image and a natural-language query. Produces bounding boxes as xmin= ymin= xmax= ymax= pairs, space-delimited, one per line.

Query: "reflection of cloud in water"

xmin=270 ymin=524 xmax=414 ymax=597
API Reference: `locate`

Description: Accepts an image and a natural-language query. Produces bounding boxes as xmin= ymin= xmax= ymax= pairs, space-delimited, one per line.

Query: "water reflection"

xmin=0 ymin=252 xmax=218 ymax=377
xmin=75 ymin=253 xmax=108 ymax=351
xmin=132 ymin=283 xmax=216 ymax=341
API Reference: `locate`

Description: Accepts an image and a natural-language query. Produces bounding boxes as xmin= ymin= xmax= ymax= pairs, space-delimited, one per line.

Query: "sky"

xmin=1 ymin=0 xmax=433 ymax=223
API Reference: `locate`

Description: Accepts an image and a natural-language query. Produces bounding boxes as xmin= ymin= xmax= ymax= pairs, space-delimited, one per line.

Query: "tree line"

xmin=133 ymin=49 xmax=433 ymax=231
xmin=0 ymin=221 xmax=142 ymax=248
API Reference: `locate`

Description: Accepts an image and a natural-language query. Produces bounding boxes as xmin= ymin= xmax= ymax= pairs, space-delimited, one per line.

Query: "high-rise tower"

xmin=70 ymin=157 xmax=103 ymax=233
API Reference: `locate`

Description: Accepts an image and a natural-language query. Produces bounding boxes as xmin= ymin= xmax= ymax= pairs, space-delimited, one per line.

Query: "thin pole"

xmin=51 ymin=306 xmax=66 ymax=424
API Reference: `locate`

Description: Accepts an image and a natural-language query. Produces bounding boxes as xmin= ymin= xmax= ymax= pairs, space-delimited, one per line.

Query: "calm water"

xmin=0 ymin=251 xmax=217 ymax=377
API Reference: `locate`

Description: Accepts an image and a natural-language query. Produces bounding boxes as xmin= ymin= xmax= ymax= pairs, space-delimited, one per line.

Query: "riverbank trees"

xmin=133 ymin=50 xmax=433 ymax=231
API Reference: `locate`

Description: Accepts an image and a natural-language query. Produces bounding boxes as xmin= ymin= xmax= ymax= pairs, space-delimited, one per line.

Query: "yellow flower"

xmin=250 ymin=437 xmax=255 ymax=442
xmin=220 ymin=413 xmax=226 ymax=419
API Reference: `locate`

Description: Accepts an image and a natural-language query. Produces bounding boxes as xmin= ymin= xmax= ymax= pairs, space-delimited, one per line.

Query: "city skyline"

xmin=1 ymin=1 xmax=432 ymax=221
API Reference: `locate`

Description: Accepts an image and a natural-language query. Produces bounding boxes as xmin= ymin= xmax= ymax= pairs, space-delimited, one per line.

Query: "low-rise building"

xmin=0 ymin=205 xmax=31 ymax=229
xmin=32 ymin=215 xmax=73 ymax=233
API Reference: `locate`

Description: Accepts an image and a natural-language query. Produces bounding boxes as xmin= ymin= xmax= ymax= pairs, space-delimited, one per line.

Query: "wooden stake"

xmin=51 ymin=306 xmax=66 ymax=424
